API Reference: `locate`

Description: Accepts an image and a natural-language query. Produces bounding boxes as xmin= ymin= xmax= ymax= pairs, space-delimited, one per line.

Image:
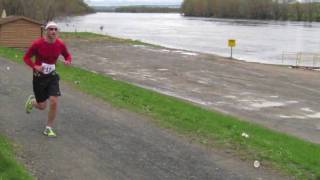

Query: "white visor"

xmin=45 ymin=21 xmax=58 ymax=30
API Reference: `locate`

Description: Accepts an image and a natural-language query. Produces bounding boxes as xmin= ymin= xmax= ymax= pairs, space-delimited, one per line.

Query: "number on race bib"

xmin=42 ymin=63 xmax=56 ymax=74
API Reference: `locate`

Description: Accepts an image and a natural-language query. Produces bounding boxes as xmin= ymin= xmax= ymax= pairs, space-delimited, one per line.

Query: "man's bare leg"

xmin=33 ymin=101 xmax=47 ymax=110
xmin=47 ymin=96 xmax=58 ymax=128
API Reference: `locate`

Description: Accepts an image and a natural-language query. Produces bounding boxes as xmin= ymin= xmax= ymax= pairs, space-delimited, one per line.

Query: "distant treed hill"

xmin=92 ymin=6 xmax=117 ymax=12
xmin=93 ymin=5 xmax=180 ymax=13
xmin=115 ymin=6 xmax=180 ymax=13
xmin=0 ymin=0 xmax=93 ymax=22
xmin=182 ymin=0 xmax=320 ymax=22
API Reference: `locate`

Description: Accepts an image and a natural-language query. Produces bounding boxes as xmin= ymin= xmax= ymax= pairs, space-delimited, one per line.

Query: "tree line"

xmin=0 ymin=0 xmax=93 ymax=22
xmin=115 ymin=6 xmax=180 ymax=13
xmin=92 ymin=5 xmax=180 ymax=13
xmin=181 ymin=0 xmax=320 ymax=21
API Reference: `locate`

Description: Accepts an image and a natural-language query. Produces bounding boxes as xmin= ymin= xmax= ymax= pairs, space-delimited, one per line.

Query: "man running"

xmin=24 ymin=21 xmax=72 ymax=137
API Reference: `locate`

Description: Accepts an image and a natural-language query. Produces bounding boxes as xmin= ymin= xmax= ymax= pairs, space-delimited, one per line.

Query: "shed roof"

xmin=0 ymin=16 xmax=42 ymax=26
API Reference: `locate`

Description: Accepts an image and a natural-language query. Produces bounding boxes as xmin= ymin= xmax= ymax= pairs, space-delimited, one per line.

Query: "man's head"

xmin=45 ymin=21 xmax=58 ymax=42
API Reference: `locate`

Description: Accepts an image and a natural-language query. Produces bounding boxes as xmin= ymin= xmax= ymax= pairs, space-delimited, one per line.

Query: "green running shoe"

xmin=43 ymin=127 xmax=57 ymax=137
xmin=25 ymin=95 xmax=35 ymax=114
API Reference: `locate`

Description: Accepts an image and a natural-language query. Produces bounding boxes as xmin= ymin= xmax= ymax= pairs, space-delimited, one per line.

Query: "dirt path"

xmin=0 ymin=58 xmax=288 ymax=179
xmin=67 ymin=39 xmax=320 ymax=144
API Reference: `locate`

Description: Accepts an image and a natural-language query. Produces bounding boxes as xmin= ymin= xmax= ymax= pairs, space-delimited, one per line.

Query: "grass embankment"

xmin=0 ymin=135 xmax=33 ymax=179
xmin=0 ymin=32 xmax=319 ymax=179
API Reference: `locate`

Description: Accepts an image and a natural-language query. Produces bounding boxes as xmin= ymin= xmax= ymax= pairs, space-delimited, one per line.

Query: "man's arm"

xmin=23 ymin=42 xmax=37 ymax=69
xmin=61 ymin=42 xmax=72 ymax=65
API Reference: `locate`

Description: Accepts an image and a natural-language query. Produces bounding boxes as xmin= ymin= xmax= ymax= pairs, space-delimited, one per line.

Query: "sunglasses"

xmin=48 ymin=28 xmax=58 ymax=31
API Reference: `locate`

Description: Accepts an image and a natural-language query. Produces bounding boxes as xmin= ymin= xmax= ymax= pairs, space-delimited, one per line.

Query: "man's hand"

xmin=34 ymin=65 xmax=43 ymax=72
xmin=64 ymin=61 xmax=71 ymax=65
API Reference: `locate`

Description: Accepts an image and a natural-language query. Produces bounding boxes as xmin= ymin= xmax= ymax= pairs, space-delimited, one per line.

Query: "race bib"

xmin=42 ymin=63 xmax=55 ymax=74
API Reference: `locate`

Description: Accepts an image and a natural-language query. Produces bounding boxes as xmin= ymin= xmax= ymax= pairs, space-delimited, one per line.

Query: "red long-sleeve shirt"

xmin=23 ymin=38 xmax=72 ymax=69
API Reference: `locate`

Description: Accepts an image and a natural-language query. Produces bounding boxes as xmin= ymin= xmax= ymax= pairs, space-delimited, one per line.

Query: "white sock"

xmin=46 ymin=126 xmax=52 ymax=129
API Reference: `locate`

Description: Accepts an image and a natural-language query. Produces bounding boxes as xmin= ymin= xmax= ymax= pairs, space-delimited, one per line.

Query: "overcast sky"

xmin=85 ymin=0 xmax=183 ymax=6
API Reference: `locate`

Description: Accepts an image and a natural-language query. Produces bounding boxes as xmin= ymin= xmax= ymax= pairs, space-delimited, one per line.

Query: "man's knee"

xmin=37 ymin=102 xmax=47 ymax=110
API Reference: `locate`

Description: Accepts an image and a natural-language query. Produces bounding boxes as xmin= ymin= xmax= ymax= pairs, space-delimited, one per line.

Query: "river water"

xmin=57 ymin=12 xmax=320 ymax=66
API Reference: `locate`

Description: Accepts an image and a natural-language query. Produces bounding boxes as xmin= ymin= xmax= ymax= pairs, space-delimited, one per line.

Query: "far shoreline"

xmin=60 ymin=31 xmax=320 ymax=71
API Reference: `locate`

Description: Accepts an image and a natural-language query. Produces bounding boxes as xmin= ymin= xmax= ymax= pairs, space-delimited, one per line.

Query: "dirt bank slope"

xmin=68 ymin=39 xmax=320 ymax=144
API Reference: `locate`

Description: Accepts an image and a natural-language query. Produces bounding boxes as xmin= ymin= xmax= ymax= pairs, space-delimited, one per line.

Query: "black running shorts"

xmin=33 ymin=71 xmax=61 ymax=103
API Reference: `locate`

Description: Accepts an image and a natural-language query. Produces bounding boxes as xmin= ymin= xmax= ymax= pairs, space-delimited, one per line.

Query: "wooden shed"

xmin=0 ymin=16 xmax=43 ymax=48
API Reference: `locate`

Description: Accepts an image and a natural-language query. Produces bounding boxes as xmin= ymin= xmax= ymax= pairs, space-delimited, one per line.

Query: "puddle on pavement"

xmin=306 ymin=112 xmax=320 ymax=118
xmin=251 ymin=101 xmax=285 ymax=108
xmin=157 ymin=68 xmax=168 ymax=71
xmin=301 ymin=107 xmax=314 ymax=112
xmin=173 ymin=50 xmax=198 ymax=56
xmin=279 ymin=115 xmax=306 ymax=119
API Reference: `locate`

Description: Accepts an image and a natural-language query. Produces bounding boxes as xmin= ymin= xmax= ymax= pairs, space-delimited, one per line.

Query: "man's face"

xmin=46 ymin=26 xmax=58 ymax=40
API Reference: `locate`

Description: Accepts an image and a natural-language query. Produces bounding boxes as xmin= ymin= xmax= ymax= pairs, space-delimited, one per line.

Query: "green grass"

xmin=0 ymin=135 xmax=33 ymax=180
xmin=1 ymin=33 xmax=320 ymax=179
